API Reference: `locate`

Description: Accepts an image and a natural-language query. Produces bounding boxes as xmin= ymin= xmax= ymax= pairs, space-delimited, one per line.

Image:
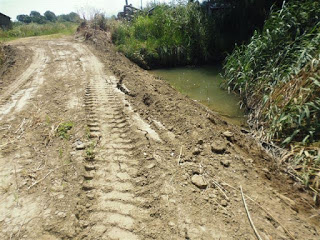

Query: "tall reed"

xmin=223 ymin=0 xmax=320 ymax=192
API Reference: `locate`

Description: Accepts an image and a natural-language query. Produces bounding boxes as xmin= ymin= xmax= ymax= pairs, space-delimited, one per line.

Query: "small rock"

xmin=220 ymin=159 xmax=231 ymax=168
xmin=211 ymin=142 xmax=227 ymax=154
xmin=221 ymin=200 xmax=228 ymax=207
xmin=86 ymin=193 xmax=95 ymax=200
xmin=191 ymin=175 xmax=207 ymax=189
xmin=209 ymin=193 xmax=217 ymax=199
xmin=197 ymin=139 xmax=204 ymax=145
xmin=147 ymin=163 xmax=156 ymax=169
xmin=80 ymin=220 xmax=89 ymax=228
xmin=223 ymin=131 xmax=233 ymax=138
xmin=184 ymin=218 xmax=192 ymax=224
xmin=168 ymin=221 xmax=175 ymax=227
xmin=223 ymin=131 xmax=234 ymax=141
xmin=57 ymin=212 xmax=66 ymax=218
xmin=76 ymin=144 xmax=85 ymax=150
xmin=193 ymin=147 xmax=201 ymax=155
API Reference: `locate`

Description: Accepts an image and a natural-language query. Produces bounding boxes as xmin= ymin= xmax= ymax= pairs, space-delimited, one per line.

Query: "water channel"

xmin=150 ymin=65 xmax=246 ymax=126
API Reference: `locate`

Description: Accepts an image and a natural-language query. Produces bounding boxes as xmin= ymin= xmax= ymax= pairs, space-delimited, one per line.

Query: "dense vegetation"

xmin=0 ymin=11 xmax=80 ymax=41
xmin=0 ymin=22 xmax=77 ymax=41
xmin=223 ymin=0 xmax=320 ymax=192
xmin=16 ymin=11 xmax=80 ymax=24
xmin=110 ymin=0 xmax=281 ymax=69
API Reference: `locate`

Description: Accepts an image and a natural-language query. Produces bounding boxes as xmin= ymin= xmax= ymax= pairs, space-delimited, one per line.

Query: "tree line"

xmin=16 ymin=11 xmax=80 ymax=24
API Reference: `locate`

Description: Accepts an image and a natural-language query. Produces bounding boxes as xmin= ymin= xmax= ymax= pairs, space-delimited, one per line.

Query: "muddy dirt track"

xmin=0 ymin=31 xmax=319 ymax=240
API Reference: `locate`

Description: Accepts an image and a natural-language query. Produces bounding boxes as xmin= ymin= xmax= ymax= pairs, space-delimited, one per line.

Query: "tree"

xmin=30 ymin=11 xmax=41 ymax=18
xmin=17 ymin=14 xmax=32 ymax=23
xmin=44 ymin=11 xmax=57 ymax=22
xmin=58 ymin=12 xmax=81 ymax=23
xmin=68 ymin=12 xmax=81 ymax=22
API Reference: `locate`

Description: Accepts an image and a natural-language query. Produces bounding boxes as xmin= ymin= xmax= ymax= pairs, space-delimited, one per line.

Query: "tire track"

xmin=0 ymin=47 xmax=48 ymax=119
xmin=79 ymin=45 xmax=150 ymax=239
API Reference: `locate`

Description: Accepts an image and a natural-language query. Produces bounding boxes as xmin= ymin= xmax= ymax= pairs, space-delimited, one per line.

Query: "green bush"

xmin=223 ymin=0 xmax=320 ymax=190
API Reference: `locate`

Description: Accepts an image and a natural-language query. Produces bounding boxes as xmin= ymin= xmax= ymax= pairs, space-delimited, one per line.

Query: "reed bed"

xmin=223 ymin=0 xmax=320 ymax=195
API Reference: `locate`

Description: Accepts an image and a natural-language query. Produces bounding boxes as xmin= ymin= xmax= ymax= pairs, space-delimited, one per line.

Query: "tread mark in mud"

xmin=81 ymin=73 xmax=146 ymax=239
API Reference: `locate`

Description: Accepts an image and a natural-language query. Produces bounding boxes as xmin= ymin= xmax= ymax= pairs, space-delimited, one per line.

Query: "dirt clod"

xmin=220 ymin=159 xmax=231 ymax=168
xmin=211 ymin=141 xmax=227 ymax=154
xmin=191 ymin=174 xmax=207 ymax=189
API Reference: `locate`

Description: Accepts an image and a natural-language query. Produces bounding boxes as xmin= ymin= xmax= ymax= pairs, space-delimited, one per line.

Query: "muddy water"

xmin=150 ymin=65 xmax=246 ymax=126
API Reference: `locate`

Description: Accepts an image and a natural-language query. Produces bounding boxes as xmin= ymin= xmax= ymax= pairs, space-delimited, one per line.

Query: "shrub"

xmin=223 ymin=0 xmax=320 ymax=192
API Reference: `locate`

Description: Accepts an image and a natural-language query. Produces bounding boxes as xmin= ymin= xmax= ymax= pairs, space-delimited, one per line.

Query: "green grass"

xmin=0 ymin=22 xmax=78 ymax=41
xmin=223 ymin=0 xmax=320 ymax=194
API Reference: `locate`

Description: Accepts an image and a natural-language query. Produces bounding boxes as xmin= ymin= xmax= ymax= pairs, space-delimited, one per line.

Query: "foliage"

xmin=57 ymin=12 xmax=81 ymax=23
xmin=111 ymin=3 xmax=209 ymax=68
xmin=57 ymin=122 xmax=74 ymax=140
xmin=91 ymin=13 xmax=108 ymax=31
xmin=110 ymin=0 xmax=282 ymax=68
xmin=0 ymin=22 xmax=78 ymax=41
xmin=16 ymin=15 xmax=32 ymax=24
xmin=223 ymin=0 xmax=320 ymax=190
xmin=17 ymin=11 xmax=80 ymax=24
xmin=44 ymin=11 xmax=57 ymax=22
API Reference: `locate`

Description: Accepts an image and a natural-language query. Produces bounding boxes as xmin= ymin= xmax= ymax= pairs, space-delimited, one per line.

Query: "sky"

xmin=0 ymin=0 xmax=173 ymax=21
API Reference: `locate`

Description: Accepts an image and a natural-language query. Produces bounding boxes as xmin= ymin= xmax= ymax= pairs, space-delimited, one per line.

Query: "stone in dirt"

xmin=220 ymin=200 xmax=228 ymax=207
xmin=223 ymin=131 xmax=234 ymax=141
xmin=211 ymin=141 xmax=227 ymax=154
xmin=193 ymin=147 xmax=201 ymax=155
xmin=76 ymin=144 xmax=85 ymax=150
xmin=191 ymin=174 xmax=207 ymax=189
xmin=220 ymin=159 xmax=231 ymax=168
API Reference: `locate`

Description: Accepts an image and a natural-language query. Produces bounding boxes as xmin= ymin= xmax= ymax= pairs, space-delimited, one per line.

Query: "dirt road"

xmin=0 ymin=33 xmax=319 ymax=239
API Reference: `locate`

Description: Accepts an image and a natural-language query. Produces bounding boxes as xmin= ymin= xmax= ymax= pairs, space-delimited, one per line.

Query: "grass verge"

xmin=0 ymin=22 xmax=78 ymax=41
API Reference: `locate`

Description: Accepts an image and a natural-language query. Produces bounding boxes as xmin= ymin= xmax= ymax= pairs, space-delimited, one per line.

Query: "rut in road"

xmin=78 ymin=45 xmax=151 ymax=239
xmin=0 ymin=47 xmax=48 ymax=120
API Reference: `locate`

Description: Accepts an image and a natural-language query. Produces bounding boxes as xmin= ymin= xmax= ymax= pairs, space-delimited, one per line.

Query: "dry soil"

xmin=0 ymin=31 xmax=319 ymax=240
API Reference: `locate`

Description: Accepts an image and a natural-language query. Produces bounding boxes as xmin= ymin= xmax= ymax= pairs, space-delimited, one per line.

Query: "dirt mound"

xmin=77 ymin=27 xmax=320 ymax=239
xmin=0 ymin=44 xmax=33 ymax=96
xmin=0 ymin=30 xmax=319 ymax=239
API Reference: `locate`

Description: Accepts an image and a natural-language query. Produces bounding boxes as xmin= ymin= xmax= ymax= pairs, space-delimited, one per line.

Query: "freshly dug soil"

xmin=0 ymin=30 xmax=319 ymax=240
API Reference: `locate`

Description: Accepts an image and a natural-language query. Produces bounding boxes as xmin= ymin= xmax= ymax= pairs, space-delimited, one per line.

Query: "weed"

xmin=57 ymin=122 xmax=74 ymax=140
xmin=59 ymin=148 xmax=64 ymax=158
xmin=86 ymin=141 xmax=95 ymax=159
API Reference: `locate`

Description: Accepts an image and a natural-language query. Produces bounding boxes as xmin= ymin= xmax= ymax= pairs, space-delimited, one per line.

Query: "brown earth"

xmin=0 ymin=30 xmax=319 ymax=240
